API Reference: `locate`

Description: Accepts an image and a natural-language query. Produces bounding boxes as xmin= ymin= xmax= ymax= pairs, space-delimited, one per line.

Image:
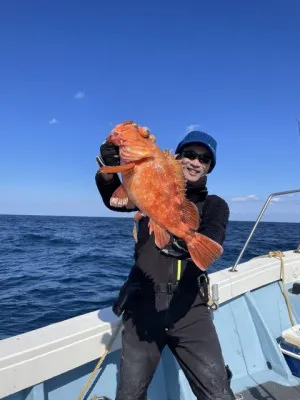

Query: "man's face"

xmin=180 ymin=144 xmax=212 ymax=182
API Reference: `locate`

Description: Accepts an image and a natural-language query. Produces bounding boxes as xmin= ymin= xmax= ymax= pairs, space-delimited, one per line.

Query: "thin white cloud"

xmin=186 ymin=124 xmax=200 ymax=133
xmin=49 ymin=118 xmax=58 ymax=125
xmin=270 ymin=197 xmax=283 ymax=203
xmin=74 ymin=91 xmax=85 ymax=99
xmin=230 ymin=194 xmax=259 ymax=202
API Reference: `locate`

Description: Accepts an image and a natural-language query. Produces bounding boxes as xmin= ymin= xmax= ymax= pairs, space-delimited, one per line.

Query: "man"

xmin=95 ymin=126 xmax=234 ymax=400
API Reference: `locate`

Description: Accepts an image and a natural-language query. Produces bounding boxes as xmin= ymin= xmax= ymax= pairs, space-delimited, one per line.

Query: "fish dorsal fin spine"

xmin=163 ymin=150 xmax=186 ymax=195
xmin=164 ymin=150 xmax=186 ymax=203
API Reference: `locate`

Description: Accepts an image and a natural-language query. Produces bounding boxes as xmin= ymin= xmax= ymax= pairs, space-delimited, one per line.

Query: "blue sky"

xmin=0 ymin=0 xmax=299 ymax=222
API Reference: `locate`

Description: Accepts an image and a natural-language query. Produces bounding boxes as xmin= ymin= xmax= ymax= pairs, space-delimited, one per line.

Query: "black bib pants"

xmin=115 ymin=277 xmax=235 ymax=400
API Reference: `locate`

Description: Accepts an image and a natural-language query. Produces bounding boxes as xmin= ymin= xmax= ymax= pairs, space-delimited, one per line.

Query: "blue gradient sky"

xmin=1 ymin=1 xmax=299 ymax=222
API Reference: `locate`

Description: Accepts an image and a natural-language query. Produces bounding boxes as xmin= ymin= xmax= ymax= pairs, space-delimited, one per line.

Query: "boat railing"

xmin=229 ymin=189 xmax=300 ymax=272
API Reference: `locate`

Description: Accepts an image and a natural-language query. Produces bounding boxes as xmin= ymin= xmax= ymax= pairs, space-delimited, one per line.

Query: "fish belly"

xmin=123 ymin=160 xmax=185 ymax=232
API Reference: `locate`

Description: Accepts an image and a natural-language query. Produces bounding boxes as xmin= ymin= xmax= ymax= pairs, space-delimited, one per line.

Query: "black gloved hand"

xmin=98 ymin=141 xmax=120 ymax=167
xmin=112 ymin=279 xmax=141 ymax=317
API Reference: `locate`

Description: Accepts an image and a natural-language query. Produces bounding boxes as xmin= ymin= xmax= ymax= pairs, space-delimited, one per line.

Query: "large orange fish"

xmin=99 ymin=120 xmax=223 ymax=270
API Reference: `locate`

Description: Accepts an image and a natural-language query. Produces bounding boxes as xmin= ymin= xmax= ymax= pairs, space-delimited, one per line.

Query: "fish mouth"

xmin=106 ymin=132 xmax=121 ymax=146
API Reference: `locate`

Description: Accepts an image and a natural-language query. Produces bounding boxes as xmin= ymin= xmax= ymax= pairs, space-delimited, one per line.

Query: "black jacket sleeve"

xmin=199 ymin=195 xmax=230 ymax=246
xmin=95 ymin=171 xmax=138 ymax=213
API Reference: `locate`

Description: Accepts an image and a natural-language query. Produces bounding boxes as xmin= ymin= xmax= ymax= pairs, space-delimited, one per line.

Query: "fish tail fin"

xmin=186 ymin=233 xmax=223 ymax=271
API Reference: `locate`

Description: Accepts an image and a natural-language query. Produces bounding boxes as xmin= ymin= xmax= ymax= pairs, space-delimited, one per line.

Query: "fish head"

xmin=106 ymin=121 xmax=157 ymax=164
xmin=106 ymin=121 xmax=156 ymax=147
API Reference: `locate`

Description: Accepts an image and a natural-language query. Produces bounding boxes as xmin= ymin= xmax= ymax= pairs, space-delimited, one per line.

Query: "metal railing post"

xmin=229 ymin=189 xmax=300 ymax=272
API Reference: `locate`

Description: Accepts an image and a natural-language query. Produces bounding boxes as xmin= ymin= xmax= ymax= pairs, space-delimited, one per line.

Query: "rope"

xmin=77 ymin=320 xmax=123 ymax=400
xmin=133 ymin=221 xmax=138 ymax=243
xmin=264 ymin=251 xmax=295 ymax=326
xmin=234 ymin=394 xmax=244 ymax=399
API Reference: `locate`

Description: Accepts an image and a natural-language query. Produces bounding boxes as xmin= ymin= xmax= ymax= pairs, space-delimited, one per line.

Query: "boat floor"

xmin=238 ymin=382 xmax=300 ymax=400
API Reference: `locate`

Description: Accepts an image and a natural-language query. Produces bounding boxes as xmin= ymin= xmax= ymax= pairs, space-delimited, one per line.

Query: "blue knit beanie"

xmin=175 ymin=130 xmax=217 ymax=173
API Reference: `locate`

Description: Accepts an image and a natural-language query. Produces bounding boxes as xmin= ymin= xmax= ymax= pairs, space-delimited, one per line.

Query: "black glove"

xmin=98 ymin=141 xmax=120 ymax=167
xmin=112 ymin=279 xmax=141 ymax=317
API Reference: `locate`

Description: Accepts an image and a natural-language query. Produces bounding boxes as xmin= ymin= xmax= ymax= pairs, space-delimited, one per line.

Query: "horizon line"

xmin=0 ymin=213 xmax=299 ymax=224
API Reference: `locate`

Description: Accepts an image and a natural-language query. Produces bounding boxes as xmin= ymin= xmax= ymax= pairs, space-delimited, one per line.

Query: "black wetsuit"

xmin=95 ymin=172 xmax=235 ymax=400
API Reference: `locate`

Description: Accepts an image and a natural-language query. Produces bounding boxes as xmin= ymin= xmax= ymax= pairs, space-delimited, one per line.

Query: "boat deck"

xmin=240 ymin=382 xmax=300 ymax=400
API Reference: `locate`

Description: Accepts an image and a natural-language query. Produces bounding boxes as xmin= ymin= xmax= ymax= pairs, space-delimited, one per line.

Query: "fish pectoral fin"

xmin=148 ymin=219 xmax=170 ymax=248
xmin=164 ymin=152 xmax=186 ymax=195
xmin=125 ymin=200 xmax=136 ymax=209
xmin=182 ymin=199 xmax=200 ymax=230
xmin=110 ymin=185 xmax=132 ymax=208
xmin=100 ymin=163 xmax=135 ymax=174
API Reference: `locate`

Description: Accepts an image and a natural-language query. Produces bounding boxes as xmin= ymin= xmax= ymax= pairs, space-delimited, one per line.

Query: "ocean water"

xmin=0 ymin=214 xmax=299 ymax=340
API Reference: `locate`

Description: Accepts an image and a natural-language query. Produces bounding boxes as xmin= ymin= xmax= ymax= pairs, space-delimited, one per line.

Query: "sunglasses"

xmin=181 ymin=150 xmax=212 ymax=164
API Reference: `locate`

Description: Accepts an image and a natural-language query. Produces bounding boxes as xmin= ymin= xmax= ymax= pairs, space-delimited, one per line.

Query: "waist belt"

xmin=153 ymin=283 xmax=179 ymax=294
xmin=140 ymin=282 xmax=182 ymax=294
xmin=142 ymin=275 xmax=207 ymax=295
